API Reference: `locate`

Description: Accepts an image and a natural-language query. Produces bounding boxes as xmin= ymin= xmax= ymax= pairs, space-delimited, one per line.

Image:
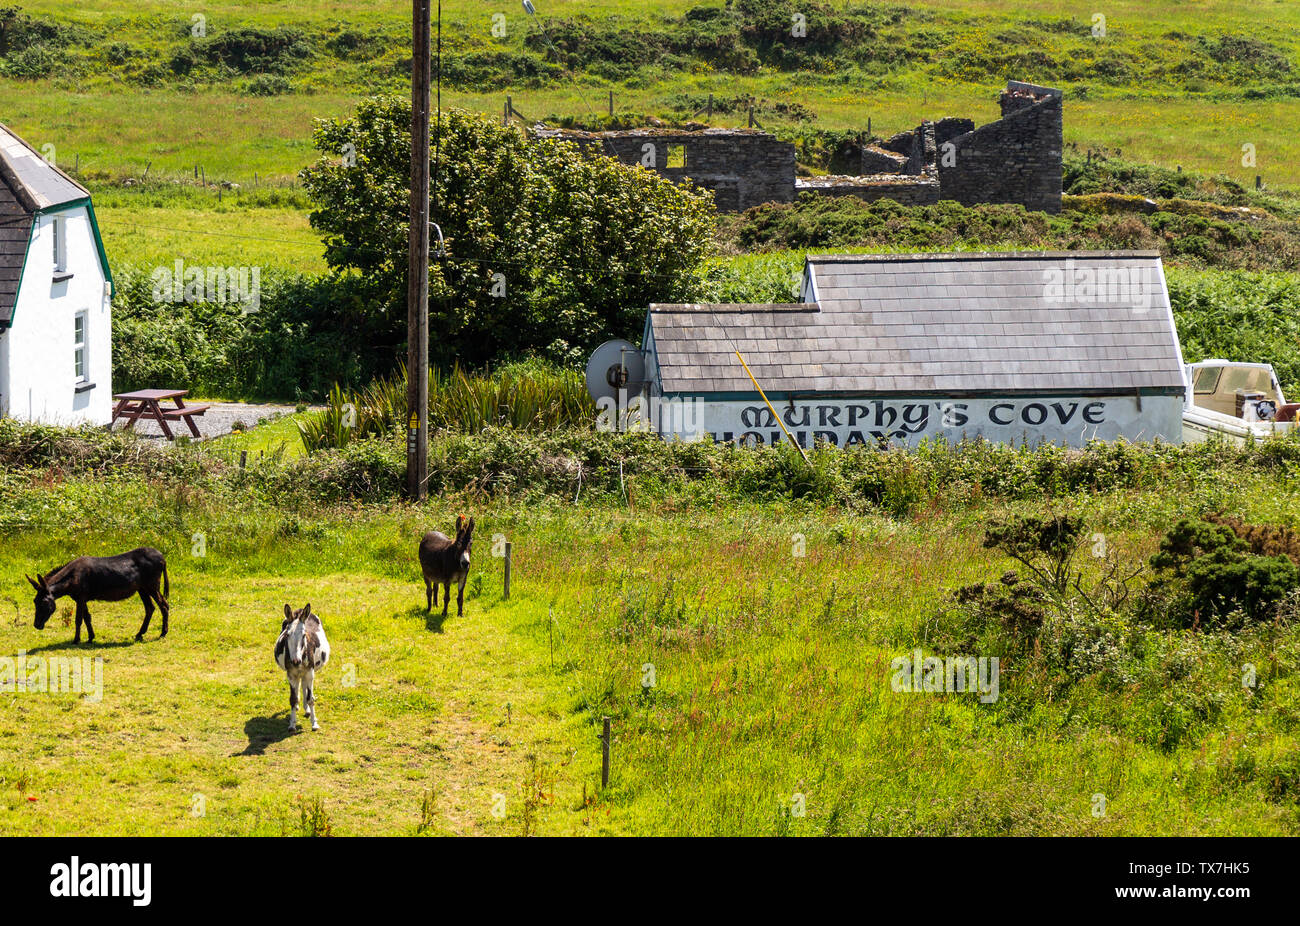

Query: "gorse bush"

xmin=1146 ymin=518 xmax=1300 ymax=629
xmin=726 ymin=189 xmax=1296 ymax=272
xmin=1205 ymin=513 xmax=1300 ymax=564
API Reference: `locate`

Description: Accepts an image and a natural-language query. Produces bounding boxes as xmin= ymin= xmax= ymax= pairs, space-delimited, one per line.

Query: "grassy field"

xmin=8 ymin=80 xmax=1298 ymax=191
xmin=4 ymin=0 xmax=1300 ymax=188
xmin=2 ymin=457 xmax=1298 ymax=835
xmin=3 ymin=0 xmax=1297 ymax=272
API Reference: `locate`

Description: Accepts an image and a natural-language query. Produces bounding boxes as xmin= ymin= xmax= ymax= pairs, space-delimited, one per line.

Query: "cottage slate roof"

xmin=646 ymin=252 xmax=1185 ymax=397
xmin=0 ymin=122 xmax=92 ymax=327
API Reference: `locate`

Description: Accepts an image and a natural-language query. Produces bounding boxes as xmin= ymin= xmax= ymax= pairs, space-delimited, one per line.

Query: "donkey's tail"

xmin=162 ymin=560 xmax=170 ymax=602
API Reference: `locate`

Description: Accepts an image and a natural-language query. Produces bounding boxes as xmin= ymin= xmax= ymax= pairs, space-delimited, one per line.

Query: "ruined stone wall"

xmin=859 ymin=145 xmax=908 ymax=174
xmin=796 ymin=176 xmax=940 ymax=206
xmin=533 ymin=127 xmax=795 ymax=212
xmin=530 ymin=79 xmax=1059 ymax=214
xmin=934 ymin=118 xmax=975 ymax=150
xmin=937 ymin=82 xmax=1063 ymax=214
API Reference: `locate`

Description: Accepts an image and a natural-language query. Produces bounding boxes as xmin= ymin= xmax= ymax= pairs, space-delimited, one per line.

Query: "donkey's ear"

xmin=284 ymin=603 xmax=293 ymax=620
xmin=303 ymin=603 xmax=312 ymax=618
xmin=455 ymin=514 xmax=466 ymax=533
xmin=465 ymin=517 xmax=475 ymax=536
xmin=26 ymin=574 xmax=40 ymax=590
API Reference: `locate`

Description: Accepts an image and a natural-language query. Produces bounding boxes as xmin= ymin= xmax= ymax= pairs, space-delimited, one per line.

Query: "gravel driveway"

xmin=111 ymin=402 xmax=300 ymax=442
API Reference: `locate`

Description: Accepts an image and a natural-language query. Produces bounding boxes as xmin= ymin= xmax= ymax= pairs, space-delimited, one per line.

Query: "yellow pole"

xmin=734 ymin=349 xmax=811 ymax=466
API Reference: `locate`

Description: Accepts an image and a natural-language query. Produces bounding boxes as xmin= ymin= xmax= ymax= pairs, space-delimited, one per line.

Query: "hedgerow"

xmin=2 ymin=420 xmax=1297 ymax=511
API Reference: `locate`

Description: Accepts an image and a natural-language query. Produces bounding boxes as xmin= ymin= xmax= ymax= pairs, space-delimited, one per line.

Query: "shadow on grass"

xmin=403 ymin=604 xmax=449 ymax=633
xmin=236 ymin=713 xmax=297 ymax=756
xmin=21 ymin=636 xmax=141 ymax=655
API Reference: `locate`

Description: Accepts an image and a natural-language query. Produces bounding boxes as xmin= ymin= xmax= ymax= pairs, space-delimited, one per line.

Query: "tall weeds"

xmin=297 ymin=363 xmax=595 ymax=452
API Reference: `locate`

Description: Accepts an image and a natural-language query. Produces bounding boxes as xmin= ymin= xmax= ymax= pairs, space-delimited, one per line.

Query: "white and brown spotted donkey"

xmin=274 ymin=603 xmax=331 ymax=732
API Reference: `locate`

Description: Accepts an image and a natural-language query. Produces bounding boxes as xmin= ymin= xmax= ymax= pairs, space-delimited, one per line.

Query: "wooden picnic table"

xmin=111 ymin=389 xmax=211 ymax=441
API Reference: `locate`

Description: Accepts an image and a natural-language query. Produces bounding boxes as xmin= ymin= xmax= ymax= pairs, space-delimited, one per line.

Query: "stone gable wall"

xmin=937 ymin=89 xmax=1063 ymax=213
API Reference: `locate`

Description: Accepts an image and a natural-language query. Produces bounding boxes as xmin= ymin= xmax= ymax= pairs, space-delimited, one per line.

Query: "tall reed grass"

xmin=297 ymin=362 xmax=595 ymax=452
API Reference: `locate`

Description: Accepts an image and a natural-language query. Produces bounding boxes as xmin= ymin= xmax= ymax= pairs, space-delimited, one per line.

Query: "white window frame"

xmin=52 ymin=215 xmax=68 ymax=274
xmin=73 ymin=310 xmax=88 ymax=383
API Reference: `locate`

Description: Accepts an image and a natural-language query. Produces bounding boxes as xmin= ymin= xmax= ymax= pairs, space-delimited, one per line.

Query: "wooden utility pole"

xmin=406 ymin=0 xmax=432 ymax=501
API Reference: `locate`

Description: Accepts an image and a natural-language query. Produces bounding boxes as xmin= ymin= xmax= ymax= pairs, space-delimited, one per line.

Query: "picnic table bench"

xmin=111 ymin=389 xmax=211 ymax=441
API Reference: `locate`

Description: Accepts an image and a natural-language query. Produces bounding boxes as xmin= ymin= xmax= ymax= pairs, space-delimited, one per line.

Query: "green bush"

xmin=1147 ymin=518 xmax=1300 ymax=628
xmin=1 ymin=44 xmax=64 ymax=78
xmin=244 ymin=74 xmax=291 ymax=95
xmin=300 ymin=99 xmax=715 ymax=368
xmin=196 ymin=26 xmax=312 ymax=75
xmin=110 ymin=264 xmax=395 ymax=400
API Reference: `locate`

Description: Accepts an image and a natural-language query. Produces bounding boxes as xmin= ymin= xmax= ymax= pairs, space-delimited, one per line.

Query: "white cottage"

xmin=0 ymin=123 xmax=113 ymax=426
xmin=641 ymin=252 xmax=1187 ymax=448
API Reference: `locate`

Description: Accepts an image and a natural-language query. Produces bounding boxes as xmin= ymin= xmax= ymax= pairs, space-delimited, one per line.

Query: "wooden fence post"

xmin=601 ymin=716 xmax=611 ymax=788
xmin=503 ymin=541 xmax=512 ymax=600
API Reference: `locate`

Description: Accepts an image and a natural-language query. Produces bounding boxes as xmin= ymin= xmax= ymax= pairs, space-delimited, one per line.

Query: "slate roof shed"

xmin=644 ymin=252 xmax=1185 ymax=399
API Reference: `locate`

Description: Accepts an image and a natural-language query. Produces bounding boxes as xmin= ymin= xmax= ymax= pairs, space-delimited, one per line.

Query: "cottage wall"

xmin=796 ymin=176 xmax=940 ymax=205
xmin=0 ymin=205 xmax=112 ymax=425
xmin=659 ymin=394 xmax=1183 ymax=449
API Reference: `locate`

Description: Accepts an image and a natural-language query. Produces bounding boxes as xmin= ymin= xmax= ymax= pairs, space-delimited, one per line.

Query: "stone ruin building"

xmin=530 ymin=81 xmax=1063 ymax=215
xmin=530 ymin=125 xmax=797 ymax=213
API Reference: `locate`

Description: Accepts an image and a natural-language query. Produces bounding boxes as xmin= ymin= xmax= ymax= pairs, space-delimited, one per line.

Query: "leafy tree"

xmin=300 ymin=97 xmax=714 ymax=368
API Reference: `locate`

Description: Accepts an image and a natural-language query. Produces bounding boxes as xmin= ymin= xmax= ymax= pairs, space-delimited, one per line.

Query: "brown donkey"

xmin=28 ymin=547 xmax=170 ymax=644
xmin=419 ymin=516 xmax=475 ymax=617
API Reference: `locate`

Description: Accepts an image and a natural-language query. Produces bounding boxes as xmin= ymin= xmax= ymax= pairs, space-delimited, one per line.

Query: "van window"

xmin=1193 ymin=367 xmax=1221 ymax=394
xmin=1219 ymin=366 xmax=1271 ymax=395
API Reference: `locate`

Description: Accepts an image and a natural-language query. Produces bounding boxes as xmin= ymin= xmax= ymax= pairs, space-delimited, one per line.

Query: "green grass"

xmin=208 ymin=411 xmax=310 ymax=460
xmin=97 ymin=205 xmax=325 ymax=273
xmin=2 ymin=0 xmax=1297 ymax=277
xmin=1 ymin=462 xmax=1298 ymax=835
xmin=5 ymin=0 xmax=1300 ymax=188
